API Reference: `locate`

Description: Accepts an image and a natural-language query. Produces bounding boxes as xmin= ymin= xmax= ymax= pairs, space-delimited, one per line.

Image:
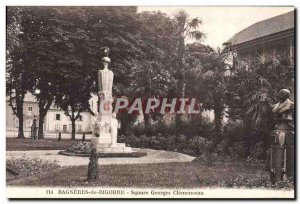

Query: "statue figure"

xmin=267 ymin=89 xmax=294 ymax=183
xmin=110 ymin=113 xmax=119 ymax=147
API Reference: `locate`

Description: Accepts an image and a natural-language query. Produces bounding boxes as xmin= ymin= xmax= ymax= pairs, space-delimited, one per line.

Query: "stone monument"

xmin=267 ymin=89 xmax=294 ymax=183
xmin=91 ymin=47 xmax=133 ymax=153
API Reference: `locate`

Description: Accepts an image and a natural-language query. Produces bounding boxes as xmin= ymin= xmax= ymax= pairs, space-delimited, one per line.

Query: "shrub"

xmin=165 ymin=135 xmax=176 ymax=151
xmin=224 ymin=119 xmax=244 ymax=141
xmin=7 ymin=157 xmax=60 ymax=182
xmin=157 ymin=133 xmax=168 ymax=150
xmin=188 ymin=136 xmax=212 ymax=155
xmin=126 ymin=135 xmax=140 ymax=147
xmin=175 ymin=134 xmax=187 ymax=152
xmin=228 ymin=141 xmax=247 ymax=158
xmin=133 ymin=137 xmax=141 ymax=148
xmin=67 ymin=141 xmax=92 ymax=154
xmin=139 ymin=135 xmax=149 ymax=148
xmin=249 ymin=141 xmax=264 ymax=160
xmin=123 ymin=118 xmax=216 ymax=156
xmin=149 ymin=136 xmax=160 ymax=149
xmin=118 ymin=134 xmax=126 ymax=143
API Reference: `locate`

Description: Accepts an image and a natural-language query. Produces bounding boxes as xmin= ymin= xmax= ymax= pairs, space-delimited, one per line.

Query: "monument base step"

xmin=96 ymin=145 xmax=132 ymax=153
xmin=95 ymin=143 xmax=126 ymax=148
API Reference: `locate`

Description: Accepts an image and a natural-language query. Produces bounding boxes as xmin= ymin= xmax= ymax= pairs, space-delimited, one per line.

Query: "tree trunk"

xmin=37 ymin=99 xmax=53 ymax=139
xmin=213 ymin=106 xmax=224 ymax=146
xmin=214 ymin=108 xmax=223 ymax=135
xmin=38 ymin=114 xmax=45 ymax=139
xmin=17 ymin=113 xmax=24 ymax=138
xmin=71 ymin=119 xmax=76 ymax=140
xmin=178 ymin=35 xmax=186 ymax=98
xmin=17 ymin=97 xmax=25 ymax=138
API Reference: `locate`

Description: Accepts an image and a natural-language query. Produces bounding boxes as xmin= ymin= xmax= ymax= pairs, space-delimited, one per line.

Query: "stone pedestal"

xmin=91 ymin=137 xmax=133 ymax=153
xmin=267 ymin=89 xmax=294 ymax=183
xmin=92 ymin=137 xmax=133 ymax=153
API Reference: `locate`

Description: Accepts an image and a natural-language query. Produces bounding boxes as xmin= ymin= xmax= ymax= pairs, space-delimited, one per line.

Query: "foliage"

xmin=6 ymin=7 xmax=145 ymax=140
xmin=232 ymin=56 xmax=294 ymax=127
xmin=67 ymin=141 xmax=92 ymax=154
xmin=185 ymin=45 xmax=229 ymax=146
xmin=122 ymin=119 xmax=214 ymax=156
xmin=172 ymin=10 xmax=205 ymax=97
xmin=227 ymin=55 xmax=294 ymax=158
xmin=249 ymin=141 xmax=265 ymax=160
xmin=188 ymin=136 xmax=212 ymax=155
xmin=6 ymin=7 xmax=35 ymax=138
xmin=19 ymin=7 xmax=61 ymax=139
xmin=7 ymin=157 xmax=61 ymax=183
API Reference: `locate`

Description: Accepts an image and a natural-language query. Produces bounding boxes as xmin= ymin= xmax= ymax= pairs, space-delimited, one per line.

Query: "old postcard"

xmin=6 ymin=6 xmax=295 ymax=199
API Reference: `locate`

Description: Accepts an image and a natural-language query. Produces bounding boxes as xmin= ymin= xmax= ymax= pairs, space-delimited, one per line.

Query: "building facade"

xmin=6 ymin=93 xmax=40 ymax=135
xmin=6 ymin=93 xmax=98 ymax=137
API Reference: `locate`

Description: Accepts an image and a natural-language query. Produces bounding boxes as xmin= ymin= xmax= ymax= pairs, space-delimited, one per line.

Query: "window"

xmin=63 ymin=125 xmax=67 ymax=132
xmin=55 ymin=124 xmax=60 ymax=131
xmin=28 ymin=107 xmax=33 ymax=115
xmin=55 ymin=114 xmax=61 ymax=120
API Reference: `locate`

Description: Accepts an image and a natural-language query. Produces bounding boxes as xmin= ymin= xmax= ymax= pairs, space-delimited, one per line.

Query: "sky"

xmin=138 ymin=6 xmax=294 ymax=49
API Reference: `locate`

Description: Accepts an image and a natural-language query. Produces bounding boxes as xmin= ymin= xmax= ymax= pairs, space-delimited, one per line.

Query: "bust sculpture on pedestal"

xmin=91 ymin=47 xmax=133 ymax=153
xmin=267 ymin=89 xmax=294 ymax=183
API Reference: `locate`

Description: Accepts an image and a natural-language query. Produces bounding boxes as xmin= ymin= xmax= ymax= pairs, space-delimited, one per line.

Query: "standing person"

xmin=31 ymin=115 xmax=38 ymax=140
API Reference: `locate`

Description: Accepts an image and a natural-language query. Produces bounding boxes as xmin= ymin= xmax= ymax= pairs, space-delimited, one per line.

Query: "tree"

xmin=6 ymin=7 xmax=35 ymax=138
xmin=185 ymin=45 xmax=229 ymax=145
xmin=17 ymin=7 xmax=59 ymax=139
xmin=55 ymin=80 xmax=91 ymax=140
xmin=172 ymin=10 xmax=205 ymax=98
xmin=48 ymin=7 xmax=96 ymax=140
xmin=126 ymin=11 xmax=178 ymax=125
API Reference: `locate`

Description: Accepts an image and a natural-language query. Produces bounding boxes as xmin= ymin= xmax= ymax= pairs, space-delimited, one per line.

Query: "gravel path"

xmin=6 ymin=149 xmax=195 ymax=166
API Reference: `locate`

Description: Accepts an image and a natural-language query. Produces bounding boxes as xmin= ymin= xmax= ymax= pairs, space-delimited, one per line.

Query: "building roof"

xmin=6 ymin=92 xmax=37 ymax=103
xmin=23 ymin=92 xmax=37 ymax=102
xmin=226 ymin=11 xmax=294 ymax=46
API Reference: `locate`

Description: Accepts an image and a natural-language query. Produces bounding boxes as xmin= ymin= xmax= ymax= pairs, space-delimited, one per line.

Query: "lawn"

xmin=7 ymin=160 xmax=293 ymax=189
xmin=6 ymin=138 xmax=85 ymax=151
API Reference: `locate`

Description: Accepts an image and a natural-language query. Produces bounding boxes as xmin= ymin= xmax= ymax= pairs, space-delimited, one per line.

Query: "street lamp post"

xmin=32 ymin=88 xmax=41 ymax=140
